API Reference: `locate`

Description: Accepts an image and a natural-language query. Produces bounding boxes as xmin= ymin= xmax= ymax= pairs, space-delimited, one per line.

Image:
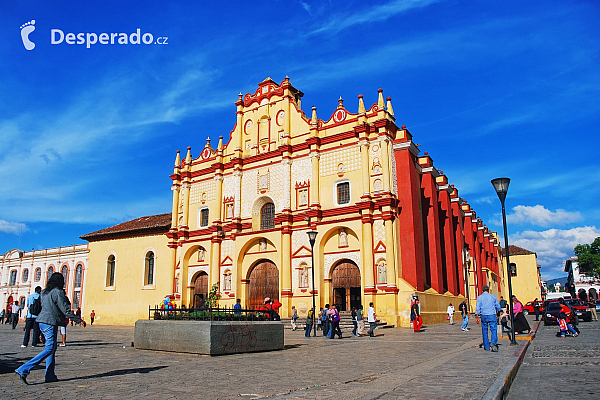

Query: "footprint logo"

xmin=20 ymin=20 xmax=36 ymax=50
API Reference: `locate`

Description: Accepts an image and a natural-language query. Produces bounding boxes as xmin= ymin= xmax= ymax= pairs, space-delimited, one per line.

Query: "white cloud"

xmin=506 ymin=205 xmax=582 ymax=227
xmin=309 ymin=0 xmax=440 ymax=36
xmin=0 ymin=220 xmax=28 ymax=235
xmin=299 ymin=1 xmax=311 ymax=14
xmin=511 ymin=226 xmax=600 ymax=279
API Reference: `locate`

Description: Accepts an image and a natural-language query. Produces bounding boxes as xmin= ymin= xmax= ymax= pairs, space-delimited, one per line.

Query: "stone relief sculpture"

xmin=223 ymin=272 xmax=232 ymax=291
xmin=259 ymin=238 xmax=267 ymax=252
xmin=378 ymin=260 xmax=387 ymax=284
xmin=339 ymin=228 xmax=348 ymax=247
xmin=198 ymin=247 xmax=205 ymax=262
xmin=300 ymin=266 xmax=309 ymax=287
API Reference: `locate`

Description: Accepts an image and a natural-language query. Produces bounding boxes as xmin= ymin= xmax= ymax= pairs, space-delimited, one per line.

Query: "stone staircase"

xmin=288 ymin=311 xmax=393 ymax=332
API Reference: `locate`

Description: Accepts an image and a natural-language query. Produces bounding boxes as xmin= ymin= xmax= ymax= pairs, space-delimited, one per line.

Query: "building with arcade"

xmin=1 ymin=245 xmax=88 ymax=323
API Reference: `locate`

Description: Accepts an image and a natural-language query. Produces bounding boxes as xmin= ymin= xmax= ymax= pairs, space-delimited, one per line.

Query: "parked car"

xmin=543 ymin=301 xmax=577 ymax=326
xmin=523 ymin=301 xmax=544 ymax=316
xmin=564 ymin=299 xmax=592 ymax=322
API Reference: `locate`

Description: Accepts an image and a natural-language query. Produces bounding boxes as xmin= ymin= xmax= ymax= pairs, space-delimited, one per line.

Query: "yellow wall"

xmin=84 ymin=234 xmax=171 ymax=325
xmin=502 ymin=253 xmax=541 ymax=303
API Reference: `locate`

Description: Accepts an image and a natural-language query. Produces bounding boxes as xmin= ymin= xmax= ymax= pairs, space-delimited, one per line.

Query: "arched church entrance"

xmin=331 ymin=261 xmax=361 ymax=311
xmin=248 ymin=260 xmax=279 ymax=310
xmin=193 ymin=272 xmax=208 ymax=308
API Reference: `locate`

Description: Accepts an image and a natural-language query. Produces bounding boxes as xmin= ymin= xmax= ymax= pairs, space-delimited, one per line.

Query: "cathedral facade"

xmin=166 ymin=77 xmax=505 ymax=327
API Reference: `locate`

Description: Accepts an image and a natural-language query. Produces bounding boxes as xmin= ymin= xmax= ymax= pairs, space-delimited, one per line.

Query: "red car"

xmin=523 ymin=301 xmax=544 ymax=316
xmin=564 ymin=299 xmax=592 ymax=322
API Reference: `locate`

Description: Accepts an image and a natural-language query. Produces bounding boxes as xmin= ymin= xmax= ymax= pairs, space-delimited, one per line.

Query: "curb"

xmin=481 ymin=320 xmax=541 ymax=400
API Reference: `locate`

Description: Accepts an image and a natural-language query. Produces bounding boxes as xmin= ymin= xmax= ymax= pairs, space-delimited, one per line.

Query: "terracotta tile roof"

xmin=80 ymin=213 xmax=172 ymax=241
xmin=503 ymin=245 xmax=536 ymax=257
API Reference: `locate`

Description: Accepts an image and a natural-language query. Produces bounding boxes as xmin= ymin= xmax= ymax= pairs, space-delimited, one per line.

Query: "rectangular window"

xmin=337 ymin=182 xmax=350 ymax=205
xmin=200 ymin=208 xmax=209 ymax=227
xmin=9 ymin=270 xmax=17 ymax=286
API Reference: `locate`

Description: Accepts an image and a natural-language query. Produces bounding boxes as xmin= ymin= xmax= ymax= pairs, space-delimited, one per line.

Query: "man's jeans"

xmin=561 ymin=323 xmax=578 ymax=337
xmin=16 ymin=323 xmax=59 ymax=382
xmin=461 ymin=315 xmax=469 ymax=330
xmin=305 ymin=323 xmax=312 ymax=337
xmin=23 ymin=317 xmax=41 ymax=346
xmin=480 ymin=314 xmax=498 ymax=350
xmin=368 ymin=321 xmax=377 ymax=336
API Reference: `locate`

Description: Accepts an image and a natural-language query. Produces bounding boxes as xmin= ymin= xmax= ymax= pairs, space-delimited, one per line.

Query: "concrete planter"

xmin=134 ymin=320 xmax=284 ymax=355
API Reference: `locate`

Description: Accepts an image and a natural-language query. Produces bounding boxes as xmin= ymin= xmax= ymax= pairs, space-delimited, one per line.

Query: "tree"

xmin=205 ymin=282 xmax=221 ymax=308
xmin=574 ymin=237 xmax=600 ymax=278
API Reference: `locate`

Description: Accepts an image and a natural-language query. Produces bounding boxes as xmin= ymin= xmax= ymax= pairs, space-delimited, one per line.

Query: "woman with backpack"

xmin=15 ymin=273 xmax=86 ymax=384
xmin=327 ymin=304 xmax=342 ymax=339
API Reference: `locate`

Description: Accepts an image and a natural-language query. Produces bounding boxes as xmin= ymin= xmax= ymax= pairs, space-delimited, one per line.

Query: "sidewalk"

xmin=1 ymin=318 xmax=533 ymax=399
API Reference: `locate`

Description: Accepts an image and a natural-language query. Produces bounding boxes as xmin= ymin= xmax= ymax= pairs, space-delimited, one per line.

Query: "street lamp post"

xmin=307 ymin=230 xmax=318 ymax=337
xmin=491 ymin=177 xmax=518 ymax=345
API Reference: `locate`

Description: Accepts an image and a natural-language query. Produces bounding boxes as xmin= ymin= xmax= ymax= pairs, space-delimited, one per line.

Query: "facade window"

xmin=74 ymin=264 xmax=83 ymax=309
xmin=73 ymin=292 xmax=81 ymax=309
xmin=75 ymin=265 xmax=82 ymax=288
xmin=47 ymin=266 xmax=54 ymax=282
xmin=336 ymin=181 xmax=350 ymax=205
xmin=9 ymin=270 xmax=17 ymax=286
xmin=106 ymin=255 xmax=116 ymax=287
xmin=260 ymin=202 xmax=275 ymax=230
xmin=145 ymin=251 xmax=155 ymax=286
xmin=61 ymin=264 xmax=69 ymax=287
xmin=19 ymin=297 xmax=25 ymax=307
xmin=199 ymin=208 xmax=209 ymax=227
xmin=35 ymin=268 xmax=41 ymax=282
xmin=22 ymin=269 xmax=29 ymax=283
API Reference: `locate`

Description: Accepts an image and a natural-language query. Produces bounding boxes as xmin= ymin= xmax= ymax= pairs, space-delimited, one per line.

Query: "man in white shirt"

xmin=367 ymin=302 xmax=377 ymax=337
xmin=11 ymin=301 xmax=21 ymax=329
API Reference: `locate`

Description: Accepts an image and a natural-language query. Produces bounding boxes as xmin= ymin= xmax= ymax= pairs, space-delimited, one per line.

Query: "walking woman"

xmin=351 ymin=307 xmax=358 ymax=337
xmin=15 ymin=273 xmax=86 ymax=384
xmin=512 ymin=296 xmax=530 ymax=334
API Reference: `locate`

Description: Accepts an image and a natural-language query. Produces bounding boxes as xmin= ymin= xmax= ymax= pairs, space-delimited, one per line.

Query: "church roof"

xmin=80 ymin=213 xmax=171 ymax=242
xmin=503 ymin=245 xmax=536 ymax=256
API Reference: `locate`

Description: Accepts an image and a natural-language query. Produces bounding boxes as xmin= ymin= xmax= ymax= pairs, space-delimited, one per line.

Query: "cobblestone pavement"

xmin=1 ymin=319 xmax=529 ymax=400
xmin=506 ymin=319 xmax=600 ymax=400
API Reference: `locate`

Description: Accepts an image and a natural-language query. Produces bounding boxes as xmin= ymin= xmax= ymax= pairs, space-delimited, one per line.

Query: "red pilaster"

xmin=394 ymin=141 xmax=425 ymax=291
xmin=451 ymin=191 xmax=466 ymax=296
xmin=438 ymin=185 xmax=458 ymax=295
xmin=419 ymin=155 xmax=444 ymax=293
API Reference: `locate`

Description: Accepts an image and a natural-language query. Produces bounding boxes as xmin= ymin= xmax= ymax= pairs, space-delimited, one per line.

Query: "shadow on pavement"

xmin=60 ymin=341 xmax=122 ymax=347
xmin=28 ymin=366 xmax=169 ymax=384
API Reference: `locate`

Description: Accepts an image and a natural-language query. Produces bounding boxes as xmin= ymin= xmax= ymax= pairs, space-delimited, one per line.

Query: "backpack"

xmin=332 ymin=311 xmax=341 ymax=323
xmin=30 ymin=296 xmax=42 ymax=316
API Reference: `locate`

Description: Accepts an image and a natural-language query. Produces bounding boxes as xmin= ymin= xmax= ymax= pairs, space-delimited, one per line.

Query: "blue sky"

xmin=1 ymin=0 xmax=599 ymax=279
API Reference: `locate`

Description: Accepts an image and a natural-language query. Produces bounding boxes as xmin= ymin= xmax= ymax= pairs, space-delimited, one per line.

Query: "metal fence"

xmin=148 ymin=305 xmax=272 ymax=321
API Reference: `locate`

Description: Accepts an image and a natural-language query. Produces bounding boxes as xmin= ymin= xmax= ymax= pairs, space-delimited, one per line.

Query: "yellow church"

xmin=82 ymin=77 xmax=507 ymax=326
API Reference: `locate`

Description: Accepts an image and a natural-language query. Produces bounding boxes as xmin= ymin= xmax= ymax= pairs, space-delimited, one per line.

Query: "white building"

xmin=1 ymin=245 xmax=89 ymax=322
xmin=564 ymin=256 xmax=599 ymax=300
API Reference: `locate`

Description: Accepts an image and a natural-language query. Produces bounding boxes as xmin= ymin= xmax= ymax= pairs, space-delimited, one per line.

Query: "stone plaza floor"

xmin=1 ymin=317 xmax=534 ymax=399
xmin=507 ymin=318 xmax=600 ymax=400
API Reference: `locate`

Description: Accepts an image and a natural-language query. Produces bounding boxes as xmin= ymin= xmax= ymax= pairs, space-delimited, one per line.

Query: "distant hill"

xmin=546 ymin=277 xmax=567 ymax=286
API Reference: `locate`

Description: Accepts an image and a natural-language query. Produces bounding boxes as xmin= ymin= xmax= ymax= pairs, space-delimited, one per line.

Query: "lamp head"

xmin=491 ymin=177 xmax=510 ymax=203
xmin=307 ymin=230 xmax=318 ymax=246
